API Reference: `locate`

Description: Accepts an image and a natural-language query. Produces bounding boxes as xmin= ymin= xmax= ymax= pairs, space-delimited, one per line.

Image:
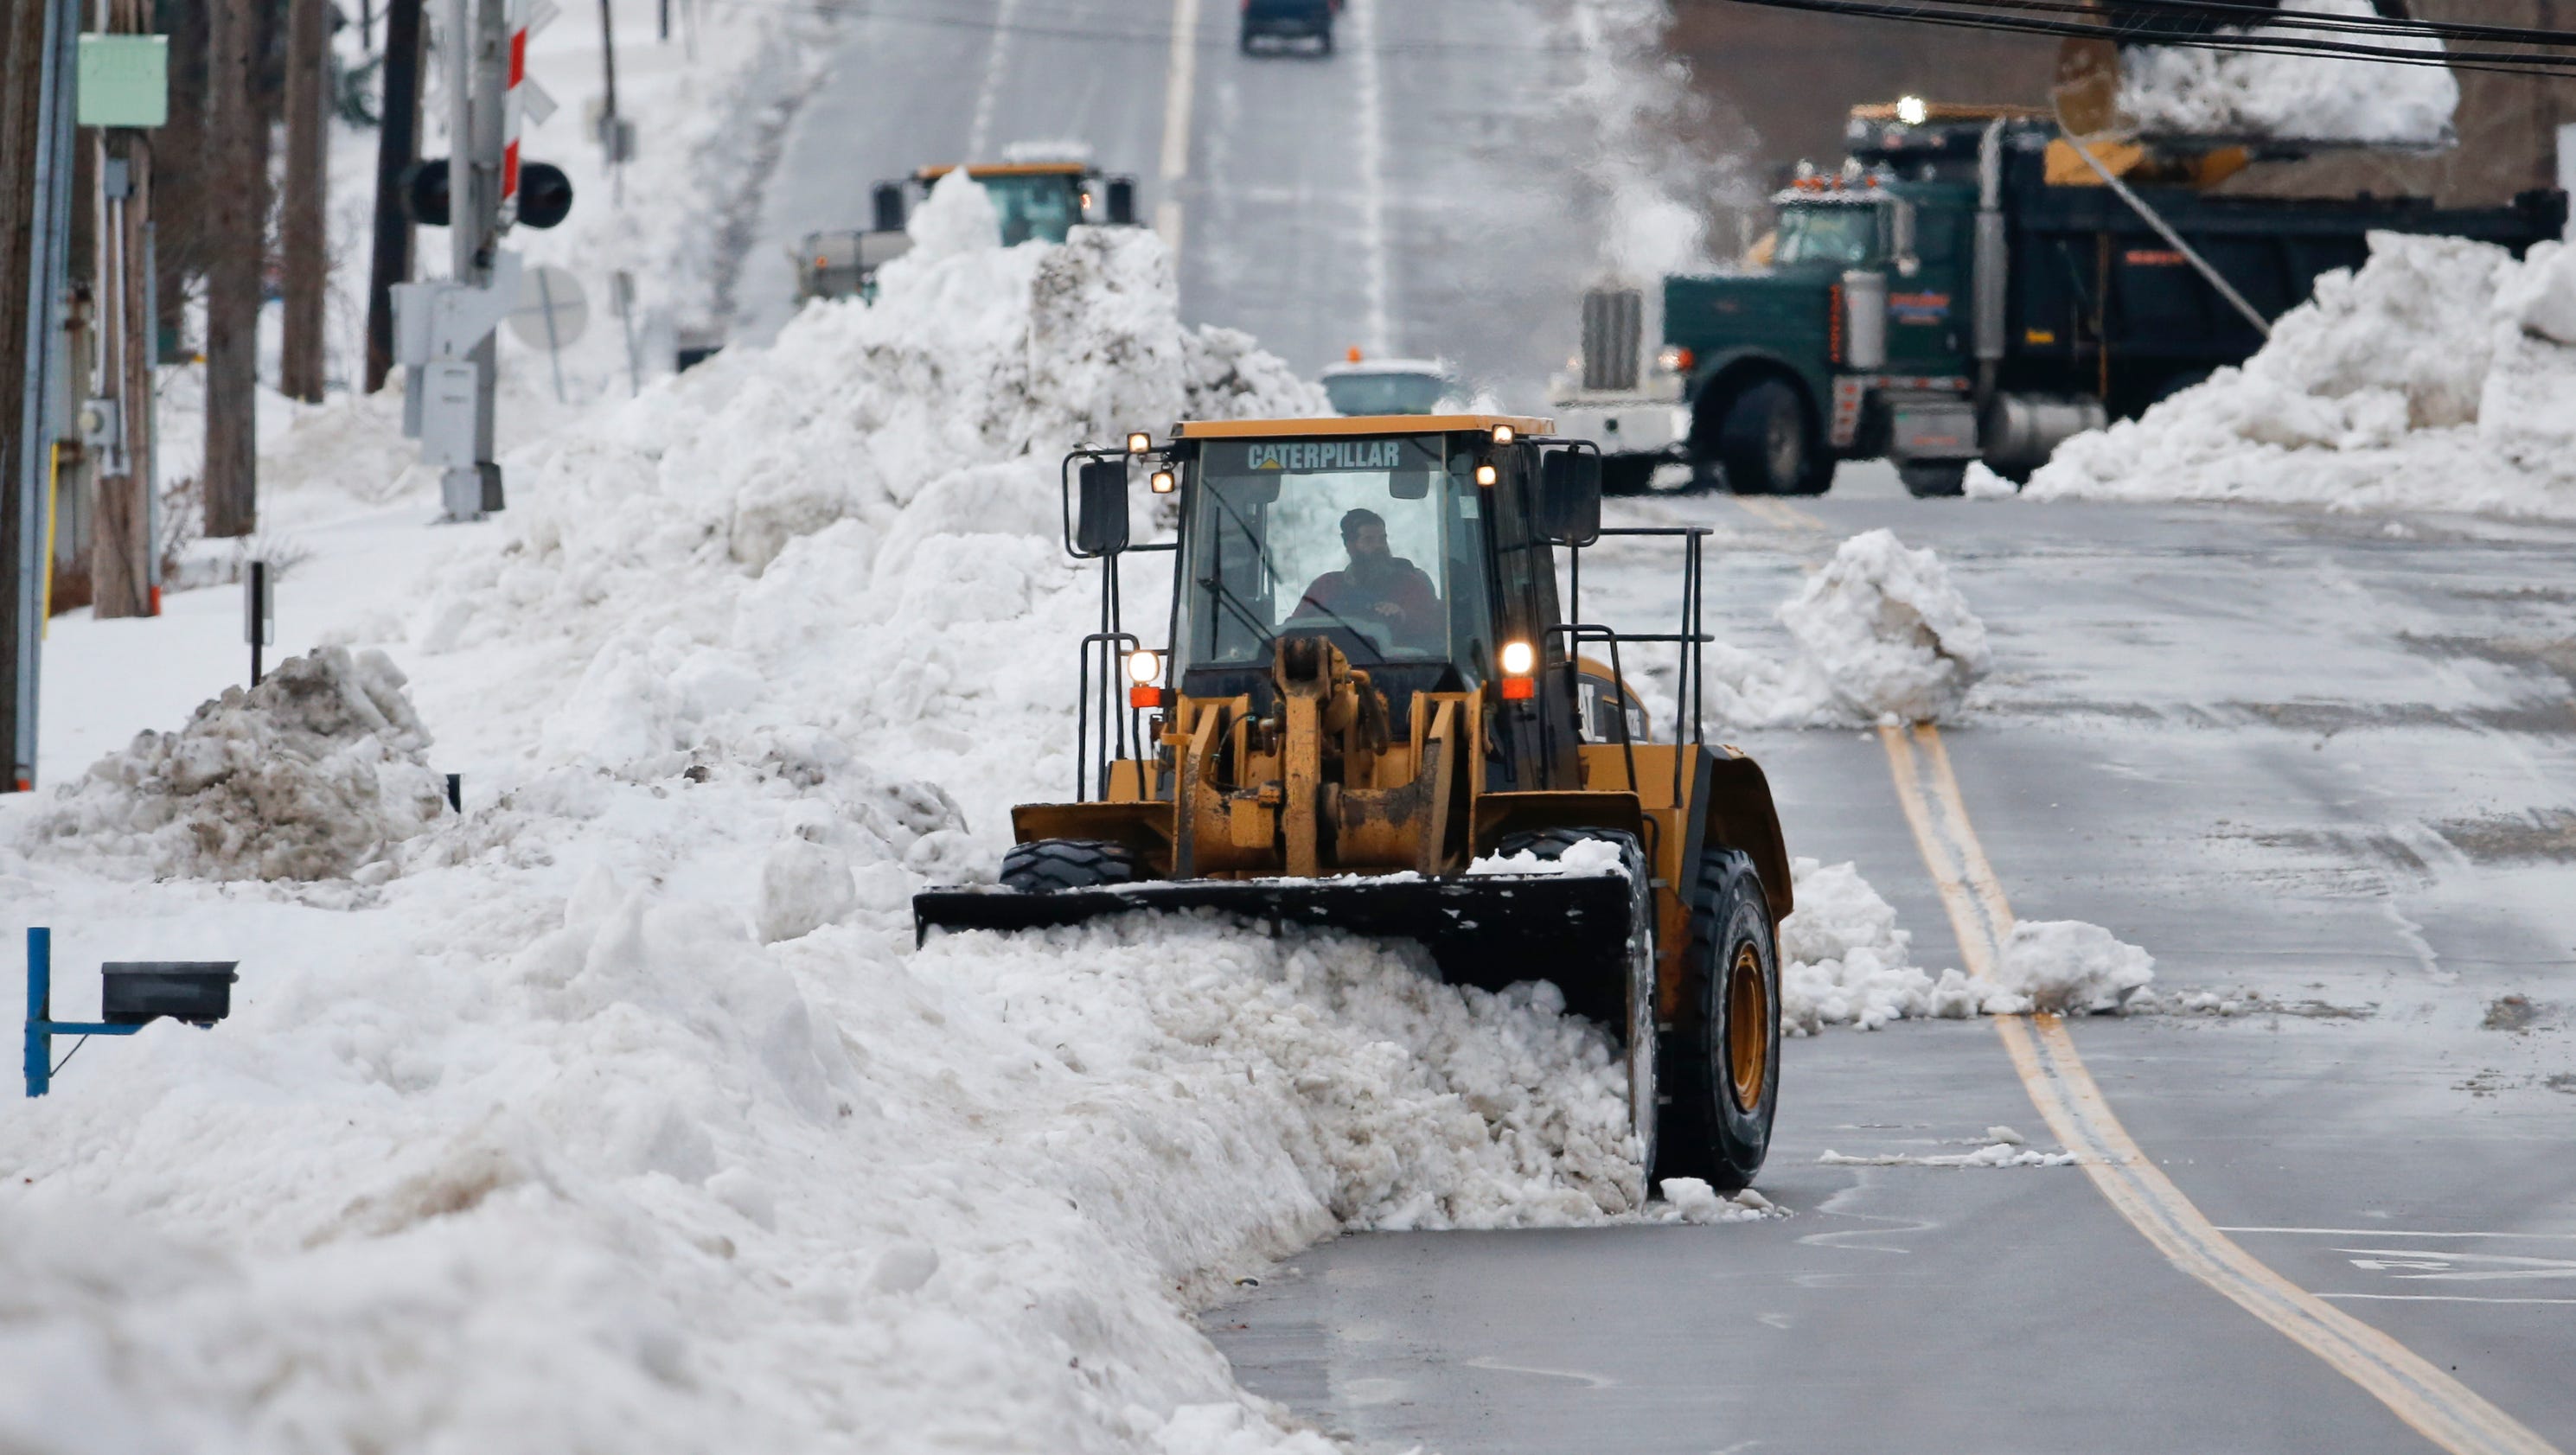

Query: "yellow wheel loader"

xmin=913 ymin=414 xmax=1795 ymax=1190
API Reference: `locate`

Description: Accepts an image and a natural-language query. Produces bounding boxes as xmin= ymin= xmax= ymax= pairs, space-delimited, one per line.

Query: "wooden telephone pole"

xmin=92 ymin=0 xmax=160 ymax=619
xmin=365 ymin=0 xmax=425 ymax=394
xmin=278 ymin=0 xmax=329 ymax=402
xmin=202 ymin=0 xmax=261 ymax=539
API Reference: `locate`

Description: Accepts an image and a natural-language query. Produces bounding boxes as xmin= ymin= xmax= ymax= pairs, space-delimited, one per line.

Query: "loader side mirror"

xmin=872 ymin=182 xmax=907 ymax=234
xmin=1075 ymin=460 xmax=1131 ymax=556
xmin=1105 ymin=176 xmax=1138 ymax=226
xmin=1538 ymin=450 xmax=1601 ymax=547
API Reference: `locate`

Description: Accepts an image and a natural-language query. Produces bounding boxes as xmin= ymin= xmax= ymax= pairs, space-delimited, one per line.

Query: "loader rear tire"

xmin=1491 ymin=828 xmax=1659 ymax=1188
xmin=1000 ymin=839 xmax=1140 ymax=892
xmin=1657 ymin=848 xmax=1780 ymax=1194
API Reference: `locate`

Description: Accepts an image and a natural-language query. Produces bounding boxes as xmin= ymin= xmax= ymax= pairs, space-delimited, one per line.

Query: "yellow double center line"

xmin=1878 ymin=721 xmax=2560 ymax=1455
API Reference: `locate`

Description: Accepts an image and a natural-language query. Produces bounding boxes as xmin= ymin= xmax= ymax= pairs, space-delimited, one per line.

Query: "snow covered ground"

xmin=5 ymin=181 xmax=1824 ymax=1451
xmin=2028 ymin=233 xmax=2576 ymax=520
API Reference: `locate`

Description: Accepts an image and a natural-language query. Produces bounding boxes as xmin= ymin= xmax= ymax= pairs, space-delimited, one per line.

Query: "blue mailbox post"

xmin=22 ymin=929 xmax=236 ymax=1097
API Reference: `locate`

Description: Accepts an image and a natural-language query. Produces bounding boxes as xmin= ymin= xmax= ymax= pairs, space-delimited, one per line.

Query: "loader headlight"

xmin=1126 ymin=648 xmax=1163 ymax=684
xmin=1499 ymin=640 xmax=1536 ymax=676
xmin=1896 ymin=94 xmax=1928 ymax=126
xmin=1491 ymin=424 xmax=1515 ymax=444
xmin=1125 ymin=431 xmax=1153 ymax=455
xmin=1149 ymin=467 xmax=1177 ymax=494
xmin=1473 ymin=462 xmax=1498 ymax=488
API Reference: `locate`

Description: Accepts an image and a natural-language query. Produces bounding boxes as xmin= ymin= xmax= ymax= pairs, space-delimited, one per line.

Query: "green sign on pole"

xmin=76 ymin=34 xmax=169 ymax=129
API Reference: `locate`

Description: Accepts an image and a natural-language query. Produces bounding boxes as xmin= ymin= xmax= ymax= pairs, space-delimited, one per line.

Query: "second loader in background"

xmin=915 ymin=413 xmax=1795 ymax=1195
xmin=794 ymin=158 xmax=1143 ymax=305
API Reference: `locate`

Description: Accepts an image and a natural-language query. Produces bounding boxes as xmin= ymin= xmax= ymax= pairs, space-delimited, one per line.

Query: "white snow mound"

xmin=1983 ymin=919 xmax=2157 ymax=1014
xmin=2029 ymin=233 xmax=2576 ymax=518
xmin=23 ymin=647 xmax=446 ymax=882
xmin=1777 ymin=857 xmax=1987 ymax=1033
xmin=2118 ymin=0 xmax=2457 ymax=146
xmin=1709 ymin=530 xmax=1991 ymax=727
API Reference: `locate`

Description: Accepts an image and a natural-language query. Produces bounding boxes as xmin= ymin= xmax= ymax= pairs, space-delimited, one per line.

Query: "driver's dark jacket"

xmin=1294 ymin=557 xmax=1441 ymax=648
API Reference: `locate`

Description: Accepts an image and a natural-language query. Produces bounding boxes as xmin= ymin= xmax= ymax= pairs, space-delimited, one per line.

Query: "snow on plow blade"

xmin=914 ymin=873 xmax=1642 ymax=1033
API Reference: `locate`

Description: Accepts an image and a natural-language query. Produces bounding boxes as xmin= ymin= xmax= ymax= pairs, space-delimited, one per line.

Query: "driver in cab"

xmin=1295 ymin=508 xmax=1440 ymax=648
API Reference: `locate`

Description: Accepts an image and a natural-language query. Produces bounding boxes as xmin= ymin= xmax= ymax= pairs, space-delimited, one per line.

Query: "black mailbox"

xmin=101 ymin=962 xmax=239 ymax=1026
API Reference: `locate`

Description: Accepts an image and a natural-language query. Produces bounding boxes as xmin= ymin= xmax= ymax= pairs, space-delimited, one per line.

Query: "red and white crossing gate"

xmin=498 ymin=0 xmax=559 ymax=228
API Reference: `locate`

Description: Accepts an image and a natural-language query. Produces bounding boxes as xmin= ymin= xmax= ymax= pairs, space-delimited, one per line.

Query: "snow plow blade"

xmin=913 ymin=872 xmax=1642 ymax=1030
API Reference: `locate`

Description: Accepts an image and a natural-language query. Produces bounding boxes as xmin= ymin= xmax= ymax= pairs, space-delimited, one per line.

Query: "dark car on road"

xmin=1241 ymin=0 xmax=1338 ymax=54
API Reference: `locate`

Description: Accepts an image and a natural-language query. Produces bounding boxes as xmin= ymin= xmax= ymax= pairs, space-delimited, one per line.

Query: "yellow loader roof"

xmin=914 ymin=162 xmax=1092 ymax=180
xmin=1176 ymin=413 xmax=1556 ymax=440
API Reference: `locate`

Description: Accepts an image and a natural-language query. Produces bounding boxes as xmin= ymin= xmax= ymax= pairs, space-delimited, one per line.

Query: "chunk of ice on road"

xmin=1982 ymin=919 xmax=2157 ymax=1014
xmin=1778 ymin=857 xmax=1986 ymax=1034
xmin=1708 ymin=530 xmax=1991 ymax=727
xmin=1819 ymin=1141 xmax=2080 ymax=1169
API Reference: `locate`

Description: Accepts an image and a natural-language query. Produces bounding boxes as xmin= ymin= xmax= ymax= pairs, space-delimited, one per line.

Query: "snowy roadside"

xmin=2023 ymin=233 xmax=2576 ymax=520
xmin=3 ymin=181 xmax=1806 ymax=1452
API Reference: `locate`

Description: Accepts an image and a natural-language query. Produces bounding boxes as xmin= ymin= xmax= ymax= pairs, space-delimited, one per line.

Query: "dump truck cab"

xmin=915 ymin=414 xmax=1797 ymax=1197
xmin=795 ymin=160 xmax=1142 ymax=303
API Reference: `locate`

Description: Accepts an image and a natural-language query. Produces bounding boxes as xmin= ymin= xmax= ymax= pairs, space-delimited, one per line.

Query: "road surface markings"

xmin=2322 ymin=1295 xmax=2576 ymax=1306
xmin=1154 ymin=0 xmax=1197 ymax=252
xmin=1349 ymin=0 xmax=1391 ymax=354
xmin=1729 ymin=498 xmax=1829 ymax=533
xmin=2221 ymin=1226 xmax=2576 ymax=1242
xmin=1878 ymin=720 xmax=2564 ymax=1455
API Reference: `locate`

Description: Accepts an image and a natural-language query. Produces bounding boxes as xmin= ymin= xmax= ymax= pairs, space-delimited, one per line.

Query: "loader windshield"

xmin=1180 ymin=435 xmax=1494 ymax=677
xmin=978 ymin=173 xmax=1084 ymax=246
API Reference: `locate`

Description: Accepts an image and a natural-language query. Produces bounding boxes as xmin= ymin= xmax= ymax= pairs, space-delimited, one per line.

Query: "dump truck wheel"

xmin=1491 ymin=828 xmax=1659 ymax=1184
xmin=1658 ymin=848 xmax=1780 ymax=1192
xmin=1716 ymin=380 xmax=1811 ymax=495
xmin=1000 ymin=839 xmax=1140 ymax=892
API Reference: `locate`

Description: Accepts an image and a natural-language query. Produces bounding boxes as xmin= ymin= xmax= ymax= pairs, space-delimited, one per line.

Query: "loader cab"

xmin=1163 ymin=418 xmax=1578 ymax=786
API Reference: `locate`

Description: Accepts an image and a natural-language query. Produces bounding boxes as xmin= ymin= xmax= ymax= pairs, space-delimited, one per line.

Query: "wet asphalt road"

xmin=742 ymin=10 xmax=2576 ymax=1451
xmin=1212 ymin=481 xmax=2576 ymax=1452
xmin=731 ymin=0 xmax=1599 ymax=397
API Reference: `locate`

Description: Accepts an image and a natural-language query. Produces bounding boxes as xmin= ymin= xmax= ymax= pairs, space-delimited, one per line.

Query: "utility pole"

xmin=90 ymin=0 xmax=165 ymax=620
xmin=4 ymin=0 xmax=78 ymax=792
xmin=598 ymin=0 xmax=623 ymax=203
xmin=0 ymin=0 xmax=50 ymax=793
xmin=201 ymin=0 xmax=260 ymax=539
xmin=279 ymin=0 xmax=329 ymax=402
xmin=365 ymin=0 xmax=425 ymax=393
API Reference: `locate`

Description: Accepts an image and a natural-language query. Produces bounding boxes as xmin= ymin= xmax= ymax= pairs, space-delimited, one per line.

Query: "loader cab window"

xmin=1179 ymin=434 xmax=1493 ymax=680
xmin=977 ymin=173 xmax=1084 ymax=246
xmin=1774 ymin=202 xmax=1881 ymax=266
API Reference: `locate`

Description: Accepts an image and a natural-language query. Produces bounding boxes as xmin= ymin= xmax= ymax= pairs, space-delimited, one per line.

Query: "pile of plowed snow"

xmin=1707 ymin=529 xmax=1991 ymax=727
xmin=0 ymin=179 xmax=1744 ymax=1454
xmin=2117 ymin=0 xmax=2456 ymax=146
xmin=2029 ymin=234 xmax=2576 ymax=518
xmin=23 ymin=647 xmax=447 ymax=882
xmin=1778 ymin=859 xmax=2155 ymax=1031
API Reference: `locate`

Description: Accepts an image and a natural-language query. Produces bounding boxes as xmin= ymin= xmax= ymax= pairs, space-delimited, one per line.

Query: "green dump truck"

xmin=1633 ymin=102 xmax=2566 ymax=496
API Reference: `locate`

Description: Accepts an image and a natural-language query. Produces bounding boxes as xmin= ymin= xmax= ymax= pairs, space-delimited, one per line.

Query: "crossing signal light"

xmin=400 ymin=158 xmax=575 ymax=231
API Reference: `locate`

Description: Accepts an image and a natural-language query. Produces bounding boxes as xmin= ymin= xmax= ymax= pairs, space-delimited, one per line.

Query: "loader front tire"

xmin=1000 ymin=839 xmax=1140 ymax=892
xmin=1657 ymin=848 xmax=1780 ymax=1193
xmin=1491 ymin=828 xmax=1659 ymax=1188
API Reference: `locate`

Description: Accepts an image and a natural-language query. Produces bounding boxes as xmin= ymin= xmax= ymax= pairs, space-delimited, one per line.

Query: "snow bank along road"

xmin=1213 ymin=484 xmax=2576 ymax=1453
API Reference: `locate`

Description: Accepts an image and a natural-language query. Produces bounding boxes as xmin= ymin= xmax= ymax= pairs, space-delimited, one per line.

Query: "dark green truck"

xmin=1647 ymin=102 xmax=2566 ymax=496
